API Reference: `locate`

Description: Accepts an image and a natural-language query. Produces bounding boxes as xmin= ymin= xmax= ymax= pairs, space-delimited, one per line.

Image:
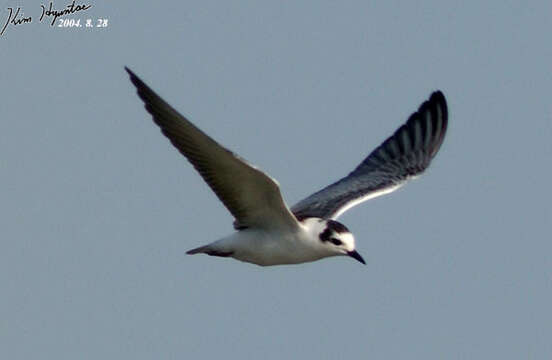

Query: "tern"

xmin=125 ymin=67 xmax=448 ymax=266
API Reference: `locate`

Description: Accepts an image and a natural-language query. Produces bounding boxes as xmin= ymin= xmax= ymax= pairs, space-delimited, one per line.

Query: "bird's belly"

xmin=229 ymin=230 xmax=325 ymax=266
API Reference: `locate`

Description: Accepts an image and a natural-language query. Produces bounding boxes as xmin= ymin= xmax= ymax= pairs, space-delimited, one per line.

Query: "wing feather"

xmin=126 ymin=67 xmax=299 ymax=231
xmin=291 ymin=91 xmax=448 ymax=220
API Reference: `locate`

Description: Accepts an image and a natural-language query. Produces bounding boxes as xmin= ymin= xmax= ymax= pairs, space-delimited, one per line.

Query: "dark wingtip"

xmin=429 ymin=90 xmax=448 ymax=119
xmin=124 ymin=66 xmax=133 ymax=77
xmin=430 ymin=90 xmax=445 ymax=100
xmin=124 ymin=66 xmax=143 ymax=89
xmin=427 ymin=90 xmax=448 ymax=155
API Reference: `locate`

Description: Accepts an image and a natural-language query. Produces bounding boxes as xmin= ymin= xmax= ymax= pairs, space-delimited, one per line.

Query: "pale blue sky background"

xmin=1 ymin=1 xmax=551 ymax=359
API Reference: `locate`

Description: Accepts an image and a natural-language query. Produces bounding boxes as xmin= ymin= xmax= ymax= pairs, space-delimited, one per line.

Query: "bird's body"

xmin=189 ymin=218 xmax=354 ymax=266
xmin=125 ymin=67 xmax=448 ymax=266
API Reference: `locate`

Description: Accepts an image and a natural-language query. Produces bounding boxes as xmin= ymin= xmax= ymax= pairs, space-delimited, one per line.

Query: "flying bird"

xmin=125 ymin=67 xmax=448 ymax=266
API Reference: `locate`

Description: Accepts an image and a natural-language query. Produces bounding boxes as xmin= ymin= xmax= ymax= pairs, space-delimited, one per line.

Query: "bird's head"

xmin=301 ymin=218 xmax=366 ymax=265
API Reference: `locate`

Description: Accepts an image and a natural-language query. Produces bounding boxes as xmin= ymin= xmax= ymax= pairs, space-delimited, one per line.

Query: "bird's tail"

xmin=186 ymin=245 xmax=210 ymax=255
xmin=186 ymin=244 xmax=233 ymax=257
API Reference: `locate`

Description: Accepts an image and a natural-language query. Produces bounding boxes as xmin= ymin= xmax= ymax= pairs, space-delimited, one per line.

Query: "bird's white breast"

xmin=212 ymin=226 xmax=330 ymax=266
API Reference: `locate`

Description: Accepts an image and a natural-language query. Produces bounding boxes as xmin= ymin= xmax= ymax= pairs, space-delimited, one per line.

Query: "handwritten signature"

xmin=1 ymin=1 xmax=91 ymax=36
xmin=40 ymin=1 xmax=91 ymax=25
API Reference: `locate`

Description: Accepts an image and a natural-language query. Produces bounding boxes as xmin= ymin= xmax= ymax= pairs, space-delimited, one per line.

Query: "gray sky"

xmin=2 ymin=1 xmax=551 ymax=359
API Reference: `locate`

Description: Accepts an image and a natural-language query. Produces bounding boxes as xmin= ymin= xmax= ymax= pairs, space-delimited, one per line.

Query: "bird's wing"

xmin=291 ymin=91 xmax=448 ymax=220
xmin=126 ymin=67 xmax=299 ymax=231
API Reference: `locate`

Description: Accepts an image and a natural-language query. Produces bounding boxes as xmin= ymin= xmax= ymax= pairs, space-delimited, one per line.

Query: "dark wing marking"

xmin=291 ymin=91 xmax=448 ymax=220
xmin=126 ymin=67 xmax=299 ymax=231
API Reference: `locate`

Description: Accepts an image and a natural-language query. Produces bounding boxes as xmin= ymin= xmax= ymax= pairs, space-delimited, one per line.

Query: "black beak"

xmin=348 ymin=250 xmax=366 ymax=265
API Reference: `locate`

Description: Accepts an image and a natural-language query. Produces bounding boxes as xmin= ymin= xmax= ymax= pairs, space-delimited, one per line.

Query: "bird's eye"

xmin=330 ymin=238 xmax=342 ymax=246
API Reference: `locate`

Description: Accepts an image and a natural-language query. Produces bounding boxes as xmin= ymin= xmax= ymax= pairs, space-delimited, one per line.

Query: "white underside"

xmin=202 ymin=226 xmax=335 ymax=266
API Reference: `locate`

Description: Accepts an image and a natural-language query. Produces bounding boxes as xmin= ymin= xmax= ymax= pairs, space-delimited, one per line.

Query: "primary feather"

xmin=291 ymin=91 xmax=448 ymax=220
